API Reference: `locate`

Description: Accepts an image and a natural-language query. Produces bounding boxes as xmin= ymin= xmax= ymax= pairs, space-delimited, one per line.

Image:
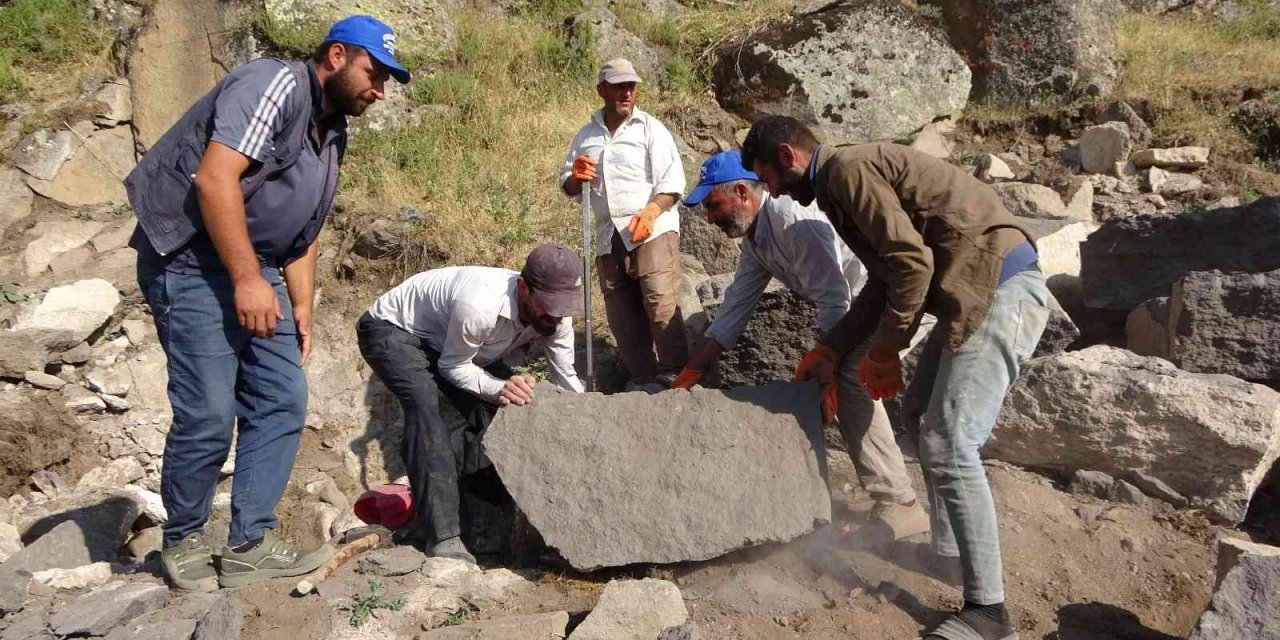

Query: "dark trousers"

xmin=355 ymin=312 xmax=508 ymax=545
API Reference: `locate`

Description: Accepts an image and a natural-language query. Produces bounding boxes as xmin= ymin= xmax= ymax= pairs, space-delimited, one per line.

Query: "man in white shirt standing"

xmin=672 ymin=151 xmax=931 ymax=540
xmin=356 ymin=244 xmax=585 ymax=563
xmin=560 ymin=58 xmax=688 ymax=390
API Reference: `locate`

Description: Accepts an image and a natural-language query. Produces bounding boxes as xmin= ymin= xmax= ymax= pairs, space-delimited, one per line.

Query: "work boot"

xmin=871 ymin=499 xmax=930 ymax=540
xmin=217 ymin=531 xmax=333 ymax=588
xmin=430 ymin=536 xmax=476 ymax=564
xmin=160 ymin=532 xmax=219 ymax=592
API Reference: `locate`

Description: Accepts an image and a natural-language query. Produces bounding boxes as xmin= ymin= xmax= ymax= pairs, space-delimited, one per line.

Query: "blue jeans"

xmin=137 ymin=260 xmax=308 ymax=548
xmin=902 ymin=264 xmax=1050 ymax=605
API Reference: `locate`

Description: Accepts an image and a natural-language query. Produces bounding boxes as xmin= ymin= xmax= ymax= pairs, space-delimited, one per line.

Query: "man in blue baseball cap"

xmin=674 ymin=150 xmax=933 ymax=544
xmin=123 ymin=14 xmax=408 ymax=591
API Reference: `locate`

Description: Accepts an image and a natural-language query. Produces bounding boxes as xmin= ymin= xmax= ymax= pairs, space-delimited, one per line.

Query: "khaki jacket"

xmin=813 ymin=143 xmax=1033 ymax=353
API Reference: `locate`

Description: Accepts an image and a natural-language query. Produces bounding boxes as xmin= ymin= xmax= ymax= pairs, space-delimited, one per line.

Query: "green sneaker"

xmin=160 ymin=532 xmax=219 ymax=592
xmin=217 ymin=531 xmax=334 ymax=588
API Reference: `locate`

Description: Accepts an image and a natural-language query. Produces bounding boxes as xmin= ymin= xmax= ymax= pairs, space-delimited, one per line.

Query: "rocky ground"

xmin=1 ymin=0 xmax=1279 ymax=638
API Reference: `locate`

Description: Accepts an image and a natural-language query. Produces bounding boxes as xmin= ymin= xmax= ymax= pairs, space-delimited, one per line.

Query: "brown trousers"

xmin=597 ymin=231 xmax=688 ymax=382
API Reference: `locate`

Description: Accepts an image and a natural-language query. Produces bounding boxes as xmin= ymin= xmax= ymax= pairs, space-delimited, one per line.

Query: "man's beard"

xmin=715 ymin=208 xmax=754 ymax=239
xmin=325 ymin=65 xmax=370 ymax=117
xmin=781 ymin=169 xmax=815 ymax=206
xmin=609 ymin=103 xmax=633 ymax=120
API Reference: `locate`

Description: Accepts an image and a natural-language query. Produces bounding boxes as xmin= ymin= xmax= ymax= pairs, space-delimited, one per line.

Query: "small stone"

xmin=63 ymin=385 xmax=107 ymax=413
xmin=357 ymin=546 xmax=426 ymax=577
xmin=101 ymin=393 xmax=130 ymax=412
xmin=30 ymin=470 xmax=68 ymax=497
xmin=12 ymin=129 xmax=77 ymax=181
xmin=77 ymin=458 xmax=145 ymax=489
xmin=973 ymin=153 xmax=1014 ymax=182
xmin=61 ymin=343 xmax=94 ymax=365
xmin=92 ymin=79 xmax=132 ymax=126
xmin=0 ymin=522 xmax=21 ymax=563
xmin=119 ymin=317 xmax=155 ymax=346
xmin=568 ymin=579 xmax=687 ymax=640
xmin=48 ymin=582 xmax=168 ymax=637
xmin=31 ymin=562 xmax=114 ymax=590
xmin=23 ymin=371 xmax=66 ymax=390
xmin=125 ymin=526 xmax=163 ymax=561
xmin=86 ymin=365 xmax=133 ymax=396
xmin=1079 ymin=122 xmax=1133 ymax=176
xmin=1131 ymin=147 xmax=1209 ymax=170
xmin=1128 ymin=471 xmax=1188 ymax=508
xmin=1112 ymin=480 xmax=1146 ymax=506
xmin=103 ymin=619 xmax=197 ymax=640
xmin=1069 ymin=469 xmax=1117 ymax=499
xmin=15 ymin=279 xmax=120 ymax=343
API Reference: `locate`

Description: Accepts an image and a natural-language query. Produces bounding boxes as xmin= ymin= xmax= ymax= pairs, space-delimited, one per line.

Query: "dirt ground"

xmin=0 ymin=391 xmax=101 ymax=497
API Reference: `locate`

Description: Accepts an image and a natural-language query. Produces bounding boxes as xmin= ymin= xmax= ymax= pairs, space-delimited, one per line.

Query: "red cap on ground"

xmin=353 ymin=483 xmax=414 ymax=529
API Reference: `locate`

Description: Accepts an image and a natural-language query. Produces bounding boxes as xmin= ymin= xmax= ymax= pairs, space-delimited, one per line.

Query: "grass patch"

xmin=344 ymin=578 xmax=406 ymax=627
xmin=0 ymin=0 xmax=106 ymax=103
xmin=1117 ymin=5 xmax=1280 ymax=156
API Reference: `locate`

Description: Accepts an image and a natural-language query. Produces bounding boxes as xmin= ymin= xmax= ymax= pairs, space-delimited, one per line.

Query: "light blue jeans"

xmin=901 ymin=264 xmax=1050 ymax=605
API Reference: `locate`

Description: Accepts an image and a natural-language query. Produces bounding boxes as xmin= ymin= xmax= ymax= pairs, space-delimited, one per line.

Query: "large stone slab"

xmin=14 ymin=279 xmax=120 ymax=344
xmin=1081 ymin=198 xmax=1280 ymax=312
xmin=1190 ymin=537 xmax=1280 ymax=640
xmin=568 ymin=579 xmax=687 ymax=640
xmin=696 ymin=274 xmax=817 ymax=386
xmin=485 ymin=382 xmax=830 ymax=570
xmin=11 ymin=129 xmax=77 ymax=181
xmin=48 ymin=583 xmax=168 ymax=637
xmin=1131 ymin=146 xmax=1209 ymax=170
xmin=712 ymin=0 xmax=970 ymax=144
xmin=417 ymin=612 xmax=569 ymax=639
xmin=22 ymin=220 xmax=107 ymax=277
xmin=1167 ymin=269 xmax=1280 ymax=381
xmin=26 ymin=127 xmax=136 ymax=207
xmin=989 ymin=346 xmax=1280 ymax=523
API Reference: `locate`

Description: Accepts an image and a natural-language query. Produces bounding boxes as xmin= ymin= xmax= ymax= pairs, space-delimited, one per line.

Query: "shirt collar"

xmin=807 ymin=144 xmax=823 ymax=187
xmin=499 ymin=275 xmax=519 ymax=325
xmin=750 ymin=193 xmax=772 ymax=245
xmin=593 ymin=107 xmax=644 ymax=130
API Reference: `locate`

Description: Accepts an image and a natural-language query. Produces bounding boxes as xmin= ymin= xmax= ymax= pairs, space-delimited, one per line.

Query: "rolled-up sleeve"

xmin=646 ymin=119 xmax=685 ymax=200
xmin=706 ymin=250 xmax=772 ymax=350
xmin=559 ymin=127 xmax=589 ymax=201
xmin=437 ymin=303 xmax=507 ymax=401
xmin=544 ymin=318 xmax=584 ymax=393
xmin=789 ymin=218 xmax=853 ymax=334
xmin=826 ymin=161 xmax=932 ymax=353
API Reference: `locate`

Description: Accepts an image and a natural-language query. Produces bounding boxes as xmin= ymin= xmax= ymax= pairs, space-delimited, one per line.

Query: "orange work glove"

xmin=571 ymin=155 xmax=597 ymax=182
xmin=858 ymin=346 xmax=904 ymax=401
xmin=628 ymin=203 xmax=663 ymax=243
xmin=670 ymin=367 xmax=703 ymax=390
xmin=794 ymin=344 xmax=839 ymax=424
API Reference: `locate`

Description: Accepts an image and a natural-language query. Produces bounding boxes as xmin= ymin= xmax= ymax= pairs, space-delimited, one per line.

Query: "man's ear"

xmin=326 ymin=42 xmax=348 ymax=72
xmin=734 ymin=182 xmax=751 ymax=202
xmin=778 ymin=143 xmax=798 ymax=171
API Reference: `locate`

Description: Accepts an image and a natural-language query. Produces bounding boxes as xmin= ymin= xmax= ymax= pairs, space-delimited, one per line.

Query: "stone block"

xmin=569 ymin=579 xmax=687 ymax=640
xmin=14 ymin=279 xmax=119 ymax=343
xmin=1168 ymin=269 xmax=1280 ymax=381
xmin=1189 ymin=537 xmax=1280 ymax=639
xmin=49 ymin=583 xmax=168 ymax=637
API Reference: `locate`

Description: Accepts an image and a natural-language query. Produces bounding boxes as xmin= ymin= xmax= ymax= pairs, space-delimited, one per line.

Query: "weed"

xmin=0 ymin=0 xmax=106 ymax=103
xmin=1245 ymin=186 xmax=1263 ymax=201
xmin=0 ymin=283 xmax=29 ymax=305
xmin=442 ymin=598 xmax=485 ymax=626
xmin=345 ymin=578 xmax=406 ymax=628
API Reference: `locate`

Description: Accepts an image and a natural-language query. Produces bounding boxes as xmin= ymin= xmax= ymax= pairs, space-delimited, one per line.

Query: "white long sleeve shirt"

xmin=367 ymin=267 xmax=585 ymax=401
xmin=559 ymin=107 xmax=686 ymax=255
xmin=707 ymin=194 xmax=865 ymax=349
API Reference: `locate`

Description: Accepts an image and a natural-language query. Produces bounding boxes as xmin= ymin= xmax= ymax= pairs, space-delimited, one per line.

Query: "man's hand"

xmin=795 ymin=344 xmax=839 ymax=424
xmin=672 ymin=340 xmax=725 ymax=390
xmin=628 ymin=203 xmax=662 ymax=243
xmin=235 ymin=275 xmax=282 ymax=338
xmin=571 ymin=155 xmax=597 ymax=182
xmin=498 ymin=374 xmax=537 ymax=406
xmin=670 ymin=367 xmax=702 ymax=390
xmin=858 ymin=347 xmax=904 ymax=401
xmin=294 ymin=306 xmax=313 ymax=366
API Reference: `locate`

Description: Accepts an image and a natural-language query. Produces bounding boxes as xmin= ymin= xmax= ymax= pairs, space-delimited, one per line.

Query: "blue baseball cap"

xmin=684 ymin=151 xmax=761 ymax=207
xmin=324 ymin=15 xmax=410 ymax=84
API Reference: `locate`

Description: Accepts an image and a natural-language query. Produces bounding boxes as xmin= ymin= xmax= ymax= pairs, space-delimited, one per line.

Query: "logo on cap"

xmin=383 ymin=33 xmax=396 ymax=55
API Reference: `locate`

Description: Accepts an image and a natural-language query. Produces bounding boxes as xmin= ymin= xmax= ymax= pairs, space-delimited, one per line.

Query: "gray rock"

xmin=26 ymin=126 xmax=135 ymax=207
xmin=91 ymin=221 xmax=137 ymax=255
xmin=1126 ymin=297 xmax=1172 ymax=360
xmin=0 ymin=523 xmax=20 ymax=564
xmin=989 ymin=346 xmax=1280 ymax=524
xmin=86 ymin=365 xmax=134 ymax=397
xmin=656 ymin=622 xmax=703 ymax=640
xmin=931 ymin=0 xmax=1122 ymax=105
xmin=60 ymin=343 xmax=94 ymax=365
xmin=263 ymin=0 xmax=456 ymax=63
xmin=973 ymin=153 xmax=1014 ymax=183
xmin=712 ymin=0 xmax=969 ymax=144
xmin=1068 ymin=469 xmax=1117 ymax=499
xmin=696 ymin=273 xmax=817 ymax=386
xmin=1128 ymin=470 xmax=1188 ymax=508
xmin=1112 ymin=480 xmax=1146 ymax=506
xmin=356 ymin=546 xmax=426 ymax=577
xmin=1190 ymin=537 xmax=1280 ymax=640
xmin=21 ymin=220 xmax=106 ymax=277
xmin=14 ymin=279 xmax=120 ymax=344
xmin=1100 ymin=101 xmax=1153 ymax=148
xmin=63 ymin=386 xmax=107 ymax=413
xmin=48 ymin=583 xmax=168 ymax=637
xmin=0 ymin=167 xmax=34 ymax=236
xmin=104 ymin=620 xmax=197 ymax=640
xmin=0 ymin=506 xmax=140 ymax=612
xmin=77 ymin=458 xmax=145 ymax=489
xmin=101 ymin=394 xmax=131 ymax=412
xmin=12 ymin=130 xmax=77 ymax=181
xmin=1131 ymin=146 xmax=1210 ymax=170
xmin=1081 ymin=198 xmax=1280 ymax=312
xmin=565 ymin=8 xmax=659 ymax=81
xmin=91 ymin=79 xmax=133 ymax=127
xmin=992 ymin=183 xmax=1070 ymax=220
xmin=1079 ymin=122 xmax=1133 ymax=176
xmin=1036 ymin=297 xmax=1080 ymax=357
xmin=22 ymin=372 xmax=66 ymax=390
xmin=417 ymin=611 xmax=569 ymax=639
xmin=1167 ymin=269 xmax=1280 ymax=381
xmin=0 ymin=609 xmax=52 ymax=640
xmin=678 ymin=206 xmax=741 ymax=276
xmin=485 ymin=382 xmax=830 ymax=570
xmin=569 ymin=579 xmax=687 ymax=640
xmin=192 ymin=593 xmax=242 ymax=640
xmin=1141 ymin=167 xmax=1203 ymax=195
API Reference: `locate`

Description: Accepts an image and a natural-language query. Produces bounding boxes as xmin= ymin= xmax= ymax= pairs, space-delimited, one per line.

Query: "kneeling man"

xmin=357 ymin=244 xmax=585 ymax=563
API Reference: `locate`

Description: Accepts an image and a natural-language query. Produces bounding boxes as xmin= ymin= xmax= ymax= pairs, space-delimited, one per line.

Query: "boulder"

xmin=1080 ymin=198 xmax=1280 ymax=312
xmin=678 ymin=206 xmax=741 ymax=276
xmin=1168 ymin=269 xmax=1280 ymax=381
xmin=1033 ymin=220 xmax=1094 ymax=309
xmin=564 ymin=8 xmax=659 ymax=80
xmin=0 ymin=166 xmax=33 ymax=235
xmin=992 ymin=183 xmax=1070 ymax=220
xmin=417 ymin=612 xmax=569 ymax=639
xmin=1131 ymin=146 xmax=1210 ymax=170
xmin=48 ymin=583 xmax=168 ymax=637
xmin=989 ymin=346 xmax=1280 ymax=523
xmin=1099 ymin=101 xmax=1153 ymax=148
xmin=484 ymin=382 xmax=829 ymax=570
xmin=92 ymin=79 xmax=133 ymax=127
xmin=929 ymin=0 xmax=1123 ymax=105
xmin=712 ymin=0 xmax=970 ymax=144
xmin=26 ymin=126 xmax=136 ymax=207
xmin=1078 ymin=122 xmax=1133 ymax=176
xmin=265 ymin=0 xmax=455 ymax=62
xmin=568 ymin=579 xmax=687 ymax=640
xmin=1125 ymin=297 xmax=1172 ymax=360
xmin=15 ymin=279 xmax=120 ymax=343
xmin=973 ymin=153 xmax=1014 ymax=183
xmin=11 ymin=129 xmax=77 ymax=181
xmin=22 ymin=220 xmax=107 ymax=277
xmin=1189 ymin=537 xmax=1280 ymax=640
xmin=696 ymin=274 xmax=817 ymax=386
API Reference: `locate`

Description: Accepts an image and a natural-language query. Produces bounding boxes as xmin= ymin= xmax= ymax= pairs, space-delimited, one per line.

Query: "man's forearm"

xmin=283 ymin=241 xmax=318 ymax=313
xmin=197 ymin=174 xmax=260 ymax=283
xmin=650 ymin=193 xmax=678 ymax=211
